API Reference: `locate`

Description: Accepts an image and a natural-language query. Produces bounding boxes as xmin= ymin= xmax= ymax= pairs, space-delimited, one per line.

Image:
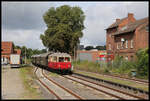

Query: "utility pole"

xmin=74 ymin=46 xmax=76 ymax=61
xmin=25 ymin=48 xmax=26 ymax=64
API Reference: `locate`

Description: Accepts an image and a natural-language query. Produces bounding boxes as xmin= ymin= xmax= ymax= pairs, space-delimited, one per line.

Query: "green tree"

xmin=41 ymin=49 xmax=47 ymax=53
xmin=14 ymin=45 xmax=21 ymax=49
xmin=21 ymin=46 xmax=27 ymax=57
xmin=40 ymin=5 xmax=85 ymax=55
xmin=85 ymin=46 xmax=94 ymax=50
xmin=136 ymin=48 xmax=149 ymax=77
xmin=96 ymin=45 xmax=106 ymax=50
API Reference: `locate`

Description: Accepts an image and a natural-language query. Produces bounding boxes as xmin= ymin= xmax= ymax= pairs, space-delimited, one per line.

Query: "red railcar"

xmin=48 ymin=53 xmax=72 ymax=71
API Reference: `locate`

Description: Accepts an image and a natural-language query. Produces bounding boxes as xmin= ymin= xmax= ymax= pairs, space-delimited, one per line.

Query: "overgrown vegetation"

xmin=15 ymin=45 xmax=47 ymax=63
xmin=20 ymin=66 xmax=43 ymax=99
xmin=73 ymin=48 xmax=149 ymax=79
xmin=73 ymin=60 xmax=108 ymax=74
xmin=136 ymin=48 xmax=149 ymax=79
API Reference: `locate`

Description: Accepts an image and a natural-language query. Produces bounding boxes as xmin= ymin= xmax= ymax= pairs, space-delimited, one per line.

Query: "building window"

xmin=125 ymin=40 xmax=128 ymax=48
xmin=121 ymin=42 xmax=123 ymax=49
xmin=121 ymin=26 xmax=127 ymax=31
xmin=125 ymin=56 xmax=128 ymax=61
xmin=117 ymin=43 xmax=119 ymax=49
xmin=131 ymin=56 xmax=134 ymax=61
xmin=109 ymin=44 xmax=111 ymax=50
xmin=109 ymin=34 xmax=111 ymax=38
xmin=131 ymin=39 xmax=133 ymax=48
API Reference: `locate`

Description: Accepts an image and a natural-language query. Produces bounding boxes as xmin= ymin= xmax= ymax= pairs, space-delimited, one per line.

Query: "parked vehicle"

xmin=1 ymin=57 xmax=9 ymax=65
xmin=31 ymin=52 xmax=73 ymax=74
xmin=10 ymin=54 xmax=20 ymax=67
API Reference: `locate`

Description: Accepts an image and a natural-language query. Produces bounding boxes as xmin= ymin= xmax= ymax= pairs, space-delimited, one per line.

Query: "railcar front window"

xmin=59 ymin=57 xmax=64 ymax=62
xmin=53 ymin=56 xmax=57 ymax=62
xmin=64 ymin=57 xmax=70 ymax=62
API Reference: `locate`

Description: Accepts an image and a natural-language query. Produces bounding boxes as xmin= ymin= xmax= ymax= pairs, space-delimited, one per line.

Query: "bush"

xmin=136 ymin=48 xmax=149 ymax=78
xmin=104 ymin=68 xmax=110 ymax=74
xmin=110 ymin=55 xmax=137 ymax=75
xmin=112 ymin=55 xmax=123 ymax=68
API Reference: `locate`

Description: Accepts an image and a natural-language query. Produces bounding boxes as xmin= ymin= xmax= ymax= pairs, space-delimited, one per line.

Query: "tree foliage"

xmin=136 ymin=48 xmax=149 ymax=77
xmin=40 ymin=5 xmax=85 ymax=55
xmin=85 ymin=46 xmax=94 ymax=50
xmin=95 ymin=45 xmax=106 ymax=50
xmin=14 ymin=45 xmax=47 ymax=59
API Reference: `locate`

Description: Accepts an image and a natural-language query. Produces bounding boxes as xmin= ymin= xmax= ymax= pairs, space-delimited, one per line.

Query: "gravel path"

xmin=2 ymin=65 xmax=26 ymax=99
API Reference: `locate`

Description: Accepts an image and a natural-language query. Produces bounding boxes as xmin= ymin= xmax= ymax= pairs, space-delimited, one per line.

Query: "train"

xmin=31 ymin=52 xmax=73 ymax=74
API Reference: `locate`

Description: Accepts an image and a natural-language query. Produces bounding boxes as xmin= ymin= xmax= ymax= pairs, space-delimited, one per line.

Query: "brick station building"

xmin=1 ymin=41 xmax=21 ymax=64
xmin=106 ymin=13 xmax=149 ymax=61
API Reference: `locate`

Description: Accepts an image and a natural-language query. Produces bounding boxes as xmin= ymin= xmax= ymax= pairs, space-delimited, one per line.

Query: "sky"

xmin=2 ymin=1 xmax=149 ymax=49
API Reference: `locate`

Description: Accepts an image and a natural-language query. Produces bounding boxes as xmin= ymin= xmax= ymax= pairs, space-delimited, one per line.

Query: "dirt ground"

xmin=2 ymin=65 xmax=26 ymax=99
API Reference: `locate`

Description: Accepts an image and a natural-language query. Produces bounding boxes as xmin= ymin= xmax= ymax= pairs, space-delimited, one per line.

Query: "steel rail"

xmin=61 ymin=75 xmax=125 ymax=100
xmin=71 ymin=75 xmax=147 ymax=100
xmin=73 ymin=72 xmax=149 ymax=95
xmin=106 ymin=74 xmax=149 ymax=84
xmin=42 ymin=69 xmax=83 ymax=100
xmin=34 ymin=67 xmax=61 ymax=100
xmin=76 ymin=69 xmax=149 ymax=84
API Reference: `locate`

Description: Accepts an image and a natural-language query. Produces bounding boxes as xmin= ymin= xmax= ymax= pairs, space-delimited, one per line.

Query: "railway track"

xmin=34 ymin=67 xmax=83 ymax=100
xmin=61 ymin=75 xmax=147 ymax=100
xmin=75 ymin=70 xmax=149 ymax=85
xmin=34 ymin=66 xmax=148 ymax=100
xmin=73 ymin=72 xmax=149 ymax=95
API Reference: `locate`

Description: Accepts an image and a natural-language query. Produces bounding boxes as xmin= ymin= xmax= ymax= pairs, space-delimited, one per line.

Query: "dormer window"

xmin=121 ymin=26 xmax=127 ymax=31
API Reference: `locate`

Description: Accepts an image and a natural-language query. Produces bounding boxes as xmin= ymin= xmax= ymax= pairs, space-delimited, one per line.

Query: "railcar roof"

xmin=50 ymin=52 xmax=71 ymax=57
xmin=31 ymin=51 xmax=53 ymax=58
xmin=40 ymin=52 xmax=54 ymax=57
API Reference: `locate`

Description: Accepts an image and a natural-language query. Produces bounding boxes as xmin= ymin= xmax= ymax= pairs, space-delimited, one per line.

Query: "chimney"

xmin=116 ymin=18 xmax=120 ymax=22
xmin=128 ymin=13 xmax=134 ymax=19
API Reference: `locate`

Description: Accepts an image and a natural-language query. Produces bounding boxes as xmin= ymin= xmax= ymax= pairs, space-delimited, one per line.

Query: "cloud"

xmin=2 ymin=29 xmax=45 ymax=49
xmin=80 ymin=2 xmax=148 ymax=46
xmin=2 ymin=2 xmax=148 ymax=49
xmin=2 ymin=2 xmax=56 ymax=30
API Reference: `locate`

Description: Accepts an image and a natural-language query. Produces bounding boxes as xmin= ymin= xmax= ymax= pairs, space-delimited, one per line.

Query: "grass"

xmin=73 ymin=60 xmax=102 ymax=73
xmin=74 ymin=70 xmax=149 ymax=91
xmin=73 ymin=60 xmax=149 ymax=91
xmin=19 ymin=66 xmax=43 ymax=99
xmin=73 ymin=60 xmax=148 ymax=79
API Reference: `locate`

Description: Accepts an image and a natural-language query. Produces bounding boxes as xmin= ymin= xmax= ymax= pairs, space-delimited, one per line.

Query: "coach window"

xmin=48 ymin=56 xmax=52 ymax=62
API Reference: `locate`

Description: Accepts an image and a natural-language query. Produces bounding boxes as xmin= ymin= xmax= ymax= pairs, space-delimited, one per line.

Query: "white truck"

xmin=10 ymin=54 xmax=20 ymax=68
